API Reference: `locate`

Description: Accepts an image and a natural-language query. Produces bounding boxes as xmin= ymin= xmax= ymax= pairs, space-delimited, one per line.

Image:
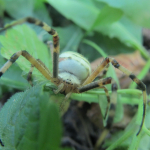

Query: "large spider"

xmin=0 ymin=17 xmax=147 ymax=148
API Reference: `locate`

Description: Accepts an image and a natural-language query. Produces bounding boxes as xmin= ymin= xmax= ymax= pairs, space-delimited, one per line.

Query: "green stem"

xmin=131 ymin=41 xmax=149 ymax=60
xmin=71 ymin=89 xmax=142 ymax=103
xmin=88 ymin=89 xmax=142 ymax=96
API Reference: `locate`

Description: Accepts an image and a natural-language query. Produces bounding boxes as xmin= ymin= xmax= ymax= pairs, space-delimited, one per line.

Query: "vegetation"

xmin=0 ymin=0 xmax=150 ymax=150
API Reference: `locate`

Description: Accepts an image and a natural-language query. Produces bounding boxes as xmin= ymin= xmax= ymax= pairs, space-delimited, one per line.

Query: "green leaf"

xmin=2 ymin=0 xmax=52 ymax=41
xmin=97 ymin=0 xmax=150 ymax=28
xmin=33 ymin=0 xmax=52 ymax=25
xmin=91 ymin=5 xmax=123 ymax=29
xmin=80 ymin=32 xmax=135 ymax=62
xmin=46 ymin=0 xmax=149 ymax=59
xmin=0 ymin=0 xmax=4 ymax=17
xmin=0 ymin=24 xmax=52 ymax=81
xmin=95 ymin=17 xmax=149 ymax=59
xmin=0 ymin=83 xmax=62 ymax=150
xmin=4 ymin=0 xmax=35 ymax=19
xmin=38 ymin=95 xmax=61 ymax=150
xmin=46 ymin=0 xmax=98 ymax=30
xmin=3 ymin=0 xmax=51 ymax=24
xmin=46 ymin=0 xmax=123 ymax=31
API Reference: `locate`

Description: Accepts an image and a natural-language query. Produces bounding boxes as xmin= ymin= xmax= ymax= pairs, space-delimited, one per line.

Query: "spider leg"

xmin=79 ymin=78 xmax=111 ymax=119
xmin=83 ymin=57 xmax=146 ymax=136
xmin=59 ymin=92 xmax=72 ymax=112
xmin=110 ymin=57 xmax=147 ymax=135
xmin=100 ymin=86 xmax=110 ymax=119
xmin=0 ymin=50 xmax=52 ymax=80
xmin=0 ymin=17 xmax=60 ymax=78
xmin=53 ymin=83 xmax=64 ymax=94
xmin=82 ymin=58 xmax=110 ymax=86
xmin=95 ymin=82 xmax=118 ymax=149
xmin=27 ymin=58 xmax=51 ymax=86
xmin=78 ymin=77 xmax=112 ymax=92
xmin=79 ymin=79 xmax=111 ymax=119
xmin=96 ymin=64 xmax=109 ymax=80
xmin=78 ymin=77 xmax=118 ymax=148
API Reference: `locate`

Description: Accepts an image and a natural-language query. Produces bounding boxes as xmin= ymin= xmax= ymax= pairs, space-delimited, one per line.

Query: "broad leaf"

xmin=46 ymin=0 xmax=98 ymax=30
xmin=46 ymin=0 xmax=123 ymax=31
xmin=91 ymin=5 xmax=123 ymax=30
xmin=3 ymin=0 xmax=51 ymax=25
xmin=95 ymin=17 xmax=148 ymax=59
xmin=0 ymin=83 xmax=62 ymax=150
xmin=98 ymin=0 xmax=150 ymax=28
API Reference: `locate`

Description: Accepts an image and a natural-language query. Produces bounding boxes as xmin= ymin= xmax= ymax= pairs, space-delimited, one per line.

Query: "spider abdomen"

xmin=58 ymin=51 xmax=91 ymax=85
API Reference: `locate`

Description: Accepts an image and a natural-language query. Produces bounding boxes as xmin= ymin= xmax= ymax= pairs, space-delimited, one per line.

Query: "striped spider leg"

xmin=79 ymin=57 xmax=147 ymax=148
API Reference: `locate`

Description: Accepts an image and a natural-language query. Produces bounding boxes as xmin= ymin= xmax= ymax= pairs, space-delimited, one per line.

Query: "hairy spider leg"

xmin=59 ymin=78 xmax=112 ymax=113
xmin=97 ymin=64 xmax=109 ymax=79
xmin=78 ymin=77 xmax=111 ymax=119
xmin=95 ymin=82 xmax=118 ymax=149
xmin=0 ymin=51 xmax=52 ymax=80
xmin=100 ymin=85 xmax=110 ymax=119
xmin=59 ymin=92 xmax=72 ymax=112
xmin=83 ymin=57 xmax=147 ymax=136
xmin=27 ymin=58 xmax=52 ymax=86
xmin=0 ymin=17 xmax=60 ymax=78
xmin=78 ymin=77 xmax=117 ymax=147
xmin=79 ymin=77 xmax=112 ymax=92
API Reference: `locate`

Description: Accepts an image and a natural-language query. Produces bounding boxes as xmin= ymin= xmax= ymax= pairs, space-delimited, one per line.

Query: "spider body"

xmin=56 ymin=51 xmax=91 ymax=94
xmin=0 ymin=17 xmax=147 ymax=148
xmin=59 ymin=51 xmax=91 ymax=84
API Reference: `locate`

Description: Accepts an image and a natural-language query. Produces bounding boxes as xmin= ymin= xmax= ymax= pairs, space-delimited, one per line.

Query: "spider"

xmin=0 ymin=17 xmax=147 ymax=148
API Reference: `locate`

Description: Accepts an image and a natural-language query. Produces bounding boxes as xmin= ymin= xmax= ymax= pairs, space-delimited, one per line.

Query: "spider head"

xmin=58 ymin=51 xmax=91 ymax=85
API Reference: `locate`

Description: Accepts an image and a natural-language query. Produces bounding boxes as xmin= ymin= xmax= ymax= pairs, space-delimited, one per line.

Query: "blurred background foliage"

xmin=0 ymin=0 xmax=150 ymax=150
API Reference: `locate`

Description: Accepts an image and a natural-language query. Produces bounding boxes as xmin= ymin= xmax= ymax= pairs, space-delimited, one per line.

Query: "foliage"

xmin=0 ymin=83 xmax=66 ymax=150
xmin=0 ymin=0 xmax=150 ymax=150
